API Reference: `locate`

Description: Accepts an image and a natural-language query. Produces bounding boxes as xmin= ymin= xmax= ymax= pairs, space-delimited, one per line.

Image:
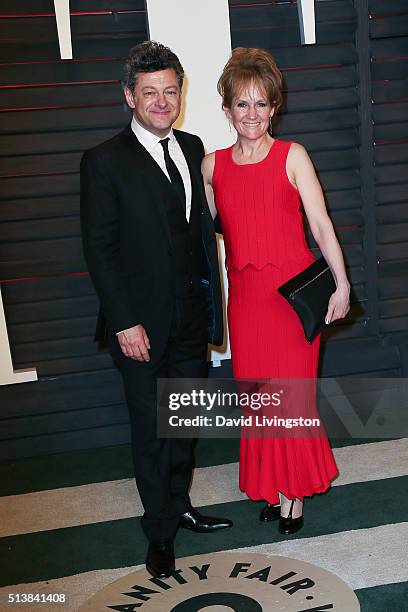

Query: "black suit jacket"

xmin=80 ymin=124 xmax=224 ymax=354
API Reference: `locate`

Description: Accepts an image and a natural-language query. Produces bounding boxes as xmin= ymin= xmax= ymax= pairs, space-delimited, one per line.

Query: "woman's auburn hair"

xmin=217 ymin=47 xmax=284 ymax=112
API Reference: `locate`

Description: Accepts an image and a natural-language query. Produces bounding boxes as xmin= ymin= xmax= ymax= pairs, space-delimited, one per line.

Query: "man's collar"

xmin=131 ymin=117 xmax=175 ymax=151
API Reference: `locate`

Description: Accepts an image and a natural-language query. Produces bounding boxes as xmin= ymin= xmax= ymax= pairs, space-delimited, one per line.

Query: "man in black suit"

xmin=80 ymin=41 xmax=232 ymax=578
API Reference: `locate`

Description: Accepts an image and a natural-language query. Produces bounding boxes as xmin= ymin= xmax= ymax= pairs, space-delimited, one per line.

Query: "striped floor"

xmin=0 ymin=437 xmax=407 ymax=611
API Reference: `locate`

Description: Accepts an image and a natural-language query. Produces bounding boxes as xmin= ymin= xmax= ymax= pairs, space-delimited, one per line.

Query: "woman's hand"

xmin=326 ymin=284 xmax=350 ymax=324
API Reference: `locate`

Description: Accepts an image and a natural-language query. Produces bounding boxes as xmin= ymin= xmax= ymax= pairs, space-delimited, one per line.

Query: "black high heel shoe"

xmin=259 ymin=503 xmax=280 ymax=522
xmin=278 ymin=499 xmax=303 ymax=535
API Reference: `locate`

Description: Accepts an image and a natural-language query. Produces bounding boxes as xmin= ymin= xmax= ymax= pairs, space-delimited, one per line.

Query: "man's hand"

xmin=117 ymin=324 xmax=151 ymax=362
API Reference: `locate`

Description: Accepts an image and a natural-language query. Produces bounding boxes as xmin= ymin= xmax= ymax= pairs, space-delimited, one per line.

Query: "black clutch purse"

xmin=277 ymin=257 xmax=336 ymax=343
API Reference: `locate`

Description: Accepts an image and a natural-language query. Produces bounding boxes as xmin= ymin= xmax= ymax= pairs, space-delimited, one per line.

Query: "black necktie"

xmin=159 ymin=138 xmax=186 ymax=209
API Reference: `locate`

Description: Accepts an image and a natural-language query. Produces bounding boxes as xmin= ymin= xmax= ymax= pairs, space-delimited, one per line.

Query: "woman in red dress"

xmin=202 ymin=48 xmax=350 ymax=534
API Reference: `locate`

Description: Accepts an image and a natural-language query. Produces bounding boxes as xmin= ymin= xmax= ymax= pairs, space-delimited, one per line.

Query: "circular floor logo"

xmin=79 ymin=553 xmax=360 ymax=611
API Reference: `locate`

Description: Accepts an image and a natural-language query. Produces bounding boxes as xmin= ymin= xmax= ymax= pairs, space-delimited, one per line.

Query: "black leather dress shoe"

xmin=145 ymin=540 xmax=175 ymax=578
xmin=179 ymin=509 xmax=233 ymax=532
xmin=259 ymin=503 xmax=280 ymax=522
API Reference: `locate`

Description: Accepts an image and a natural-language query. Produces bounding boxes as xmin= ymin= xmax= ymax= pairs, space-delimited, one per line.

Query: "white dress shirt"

xmin=131 ymin=117 xmax=192 ymax=222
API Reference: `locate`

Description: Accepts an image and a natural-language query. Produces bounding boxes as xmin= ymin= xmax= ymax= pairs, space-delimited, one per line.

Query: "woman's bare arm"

xmin=287 ymin=143 xmax=350 ymax=323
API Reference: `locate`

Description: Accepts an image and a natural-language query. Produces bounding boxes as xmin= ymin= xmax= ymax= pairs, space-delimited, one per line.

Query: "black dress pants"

xmin=109 ymin=294 xmax=208 ymax=541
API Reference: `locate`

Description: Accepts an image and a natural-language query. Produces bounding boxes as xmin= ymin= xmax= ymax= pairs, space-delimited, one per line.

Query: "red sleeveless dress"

xmin=212 ymin=140 xmax=339 ymax=504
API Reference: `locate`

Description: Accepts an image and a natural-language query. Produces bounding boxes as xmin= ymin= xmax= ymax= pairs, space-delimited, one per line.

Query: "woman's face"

xmin=226 ymin=82 xmax=274 ymax=140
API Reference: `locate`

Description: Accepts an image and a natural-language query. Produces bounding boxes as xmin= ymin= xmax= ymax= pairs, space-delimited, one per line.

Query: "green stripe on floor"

xmin=1 ymin=475 xmax=407 ymax=587
xmin=0 ymin=437 xmax=396 ymax=497
xmin=0 ymin=440 xmax=241 ymax=497
xmin=355 ymin=580 xmax=408 ymax=612
xmin=3 ymin=439 xmax=407 ymax=537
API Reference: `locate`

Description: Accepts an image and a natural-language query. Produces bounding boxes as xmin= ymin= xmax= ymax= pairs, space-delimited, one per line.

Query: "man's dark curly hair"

xmin=123 ymin=40 xmax=184 ymax=91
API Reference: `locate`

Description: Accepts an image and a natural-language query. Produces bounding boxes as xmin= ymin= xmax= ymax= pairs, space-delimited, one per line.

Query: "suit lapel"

xmin=121 ymin=125 xmax=205 ymax=244
xmin=121 ymin=124 xmax=173 ymax=247
xmin=174 ymin=130 xmax=202 ymax=220
xmin=174 ymin=130 xmax=215 ymax=239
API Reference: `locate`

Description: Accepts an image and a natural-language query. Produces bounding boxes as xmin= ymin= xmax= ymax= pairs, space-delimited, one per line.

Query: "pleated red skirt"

xmin=228 ymin=262 xmax=339 ymax=504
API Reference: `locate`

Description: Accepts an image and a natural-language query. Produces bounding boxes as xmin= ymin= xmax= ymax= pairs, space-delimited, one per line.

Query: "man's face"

xmin=124 ymin=69 xmax=182 ymax=137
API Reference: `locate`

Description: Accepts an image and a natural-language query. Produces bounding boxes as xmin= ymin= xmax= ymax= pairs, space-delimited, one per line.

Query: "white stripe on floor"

xmin=0 ymin=524 xmax=406 ymax=610
xmin=1 ymin=438 xmax=407 ymax=537
xmin=231 ymin=522 xmax=408 ymax=591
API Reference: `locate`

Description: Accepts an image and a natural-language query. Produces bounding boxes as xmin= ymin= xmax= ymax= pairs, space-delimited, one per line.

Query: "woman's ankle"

xmin=279 ymin=493 xmax=303 ymax=519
